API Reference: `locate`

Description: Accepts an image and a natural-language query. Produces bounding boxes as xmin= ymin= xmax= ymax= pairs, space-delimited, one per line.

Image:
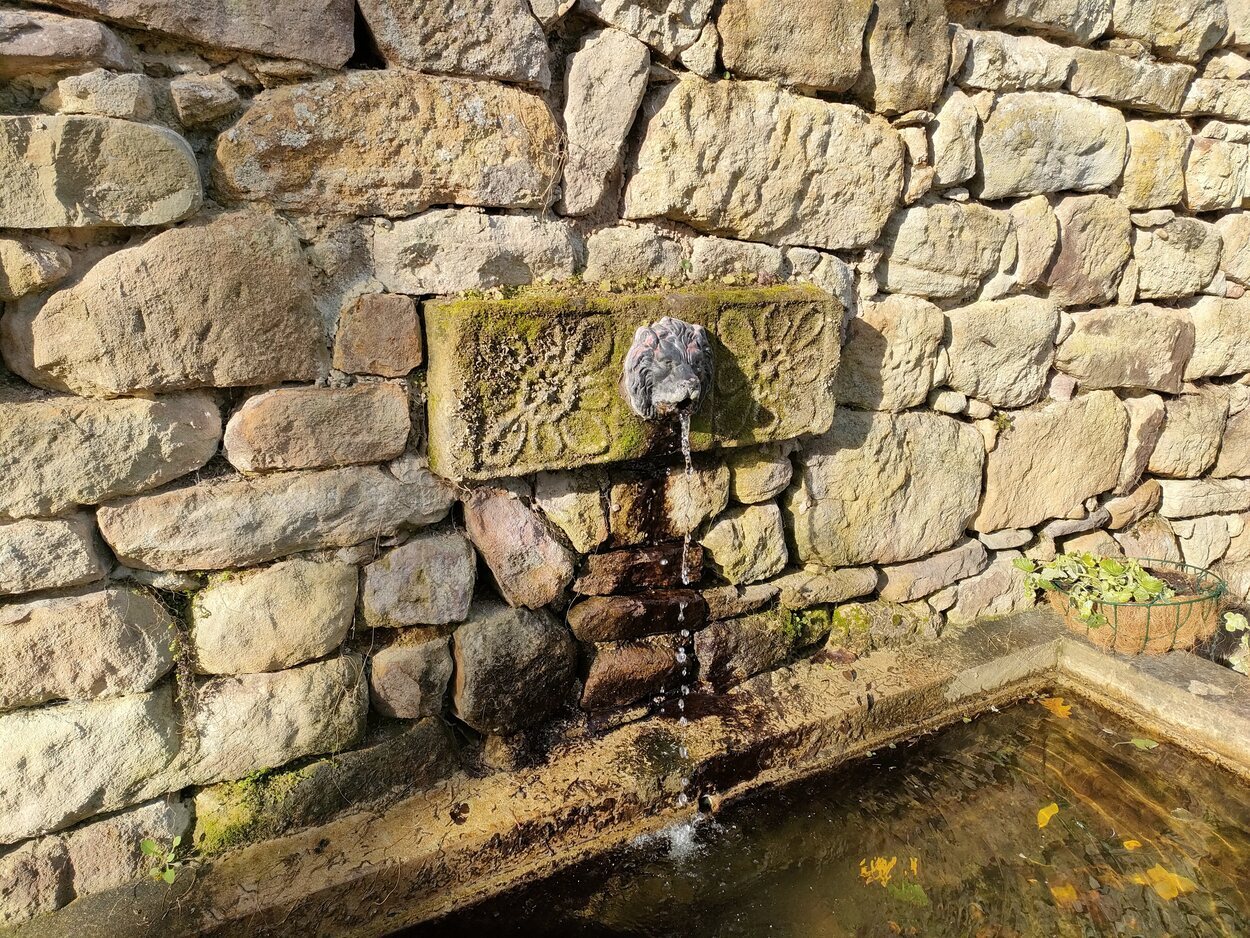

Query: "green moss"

xmin=832 ymin=603 xmax=874 ymax=635
xmin=194 ymin=763 xmax=320 ymax=856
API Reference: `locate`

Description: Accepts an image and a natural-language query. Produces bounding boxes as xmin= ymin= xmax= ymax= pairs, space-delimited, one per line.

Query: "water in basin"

xmin=411 ymin=697 xmax=1250 ymax=937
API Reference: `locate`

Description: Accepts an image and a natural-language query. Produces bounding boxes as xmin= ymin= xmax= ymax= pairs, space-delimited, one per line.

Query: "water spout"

xmin=623 ymin=317 xmax=714 ymax=422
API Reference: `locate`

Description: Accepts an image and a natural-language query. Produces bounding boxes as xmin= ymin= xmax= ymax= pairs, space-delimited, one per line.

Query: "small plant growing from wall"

xmin=140 ymin=835 xmax=184 ymax=885
xmin=1014 ymin=553 xmax=1175 ymax=627
xmin=1226 ymin=612 xmax=1250 ymax=675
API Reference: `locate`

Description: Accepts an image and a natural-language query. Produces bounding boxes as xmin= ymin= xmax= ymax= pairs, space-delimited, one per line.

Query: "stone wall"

xmin=4 ymin=0 xmax=1250 ymax=926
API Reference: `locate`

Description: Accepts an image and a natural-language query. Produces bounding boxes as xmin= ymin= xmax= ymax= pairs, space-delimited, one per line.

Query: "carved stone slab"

xmin=425 ymin=285 xmax=840 ymax=480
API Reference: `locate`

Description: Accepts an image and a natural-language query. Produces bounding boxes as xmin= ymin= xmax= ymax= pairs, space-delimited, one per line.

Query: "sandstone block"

xmin=1134 ymin=217 xmax=1222 ymax=300
xmin=1111 ymin=0 xmax=1228 ymax=63
xmin=42 ymin=68 xmax=154 ymax=121
xmin=1182 ymin=78 xmax=1250 ymax=124
xmin=661 ymin=464 xmax=730 ymax=538
xmin=582 ymin=223 xmax=686 ymax=282
xmin=0 ymin=116 xmax=198 ymax=229
xmin=958 ymin=29 xmax=1072 ymax=91
xmin=169 ymin=74 xmax=240 ymax=126
xmin=945 ymin=555 xmax=1035 ymax=624
xmin=624 ymin=77 xmax=904 ymax=251
xmin=944 ymin=296 xmax=1059 ymax=408
xmin=333 ymin=294 xmax=423 ymax=377
xmin=215 ymin=72 xmax=560 ymax=216
xmin=1045 ymin=194 xmax=1132 ymax=307
xmin=192 ymin=560 xmax=357 ymax=674
xmin=727 ymin=445 xmax=792 ymax=504
xmin=1185 ymin=295 xmax=1250 ymax=378
xmin=878 ymin=538 xmax=989 ymax=602
xmin=0 ymin=836 xmax=70 ymax=926
xmin=1173 ymin=514 xmax=1233 ymax=568
xmin=452 ymin=601 xmax=576 ymax=735
xmin=773 ymin=565 xmax=877 ymax=610
xmin=700 ymin=503 xmax=788 ymax=585
xmin=703 ymin=582 xmax=778 ymax=619
xmin=2 ymin=212 xmax=325 ymax=396
xmin=534 ymin=470 xmax=609 ymax=554
xmin=1067 ymin=48 xmax=1194 ymax=112
xmin=0 ymin=513 xmax=108 ymax=596
xmin=835 ymin=295 xmax=944 ymax=411
xmin=426 ymin=286 xmax=840 ymax=479
xmin=852 ymin=0 xmax=949 ymax=114
xmin=574 ymin=542 xmax=703 ymax=595
xmin=567 ymin=590 xmax=706 ymax=643
xmin=1184 ymin=135 xmax=1250 ymax=211
xmin=1148 ymin=387 xmax=1228 ymax=478
xmin=97 ymin=462 xmax=453 ymax=571
xmin=990 ymin=0 xmax=1112 ymax=43
xmin=0 ymin=8 xmax=134 ymax=76
xmin=0 ymin=587 xmax=173 ymax=711
xmin=1009 ymin=195 xmax=1060 ymax=286
xmin=717 ymin=0 xmax=870 ymax=92
xmin=560 ymin=28 xmax=649 ymax=215
xmin=1214 ymin=404 xmax=1250 ymax=477
xmin=877 ymin=201 xmax=1011 ymax=299
xmin=930 ymin=88 xmax=979 ymax=186
xmin=695 ymin=611 xmax=793 ymax=690
xmin=61 ymin=796 xmax=192 ymax=900
xmin=1115 ymin=514 xmax=1183 ymax=560
xmin=369 ymin=638 xmax=453 ymax=719
xmin=786 ymin=410 xmax=983 ymax=566
xmin=464 ymin=486 xmax=575 ymax=608
xmin=1160 ymin=479 xmax=1250 ymax=518
xmin=975 ymin=392 xmax=1128 ymax=531
xmin=361 ymin=530 xmax=476 ymax=627
xmin=688 ymin=236 xmax=788 ymax=282
xmin=977 ymin=92 xmax=1126 ymax=199
xmin=1116 ymin=393 xmax=1167 ymax=492
xmin=357 ymin=0 xmax=549 ymax=87
xmin=224 ymin=383 xmax=411 ymax=473
xmin=1105 ymin=479 xmax=1163 ymax=529
xmin=1216 ymin=211 xmax=1250 ymax=283
xmin=580 ymin=0 xmax=713 ymax=57
xmin=581 ymin=637 xmax=681 ymax=710
xmin=1121 ymin=120 xmax=1189 ymax=210
xmin=1055 ymin=306 xmax=1194 ymax=392
xmin=0 ymin=392 xmax=220 ymax=522
xmin=0 ymin=236 xmax=70 ymax=301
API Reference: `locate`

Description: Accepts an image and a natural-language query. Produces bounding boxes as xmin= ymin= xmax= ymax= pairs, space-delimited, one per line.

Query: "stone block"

xmin=0 ymin=513 xmax=108 ymax=596
xmin=369 ymin=638 xmax=453 ymax=719
xmin=1055 ymin=306 xmax=1194 ymax=392
xmin=944 ymin=296 xmax=1059 ymax=408
xmin=0 ymin=8 xmax=133 ymax=76
xmin=0 ymin=235 xmax=70 ymax=301
xmin=717 ymin=0 xmax=870 ymax=92
xmin=878 ymin=538 xmax=990 ymax=602
xmin=333 ymin=294 xmax=423 ymax=377
xmin=699 ymin=503 xmax=788 ymax=585
xmin=574 ymin=541 xmax=703 ymax=595
xmin=581 ymin=636 xmax=681 ymax=710
xmin=1121 ymin=119 xmax=1189 ymax=210
xmin=361 ymin=530 xmax=476 ymax=627
xmin=567 ymin=590 xmax=706 ymax=642
xmin=464 ymin=486 xmax=575 ymax=609
xmin=877 ymin=201 xmax=1012 ymax=300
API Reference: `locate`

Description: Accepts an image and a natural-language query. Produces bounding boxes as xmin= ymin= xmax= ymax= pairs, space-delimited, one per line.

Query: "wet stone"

xmin=567 ymin=590 xmax=707 ymax=643
xmin=580 ymin=636 xmax=682 ymax=711
xmin=574 ymin=541 xmax=704 ymax=595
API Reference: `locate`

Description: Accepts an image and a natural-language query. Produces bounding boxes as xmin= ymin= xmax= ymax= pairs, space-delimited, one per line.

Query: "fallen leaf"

xmin=1130 ymin=864 xmax=1198 ymax=901
xmin=1129 ymin=737 xmax=1159 ymax=750
xmin=1123 ymin=840 xmax=1142 ymax=850
xmin=1049 ymin=883 xmax=1079 ymax=907
xmin=1038 ymin=802 xmax=1060 ymax=829
xmin=1039 ymin=696 xmax=1072 ymax=719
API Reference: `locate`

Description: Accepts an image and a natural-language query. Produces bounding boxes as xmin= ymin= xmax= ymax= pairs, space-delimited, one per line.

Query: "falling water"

xmin=675 ymin=411 xmax=694 ymax=807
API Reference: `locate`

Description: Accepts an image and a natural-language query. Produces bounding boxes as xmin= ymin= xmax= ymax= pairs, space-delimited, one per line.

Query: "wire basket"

xmin=1046 ymin=558 xmax=1226 ymax=655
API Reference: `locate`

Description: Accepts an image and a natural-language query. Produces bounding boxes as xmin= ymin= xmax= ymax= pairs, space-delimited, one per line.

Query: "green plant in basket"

xmin=1013 ymin=553 xmax=1176 ymax=627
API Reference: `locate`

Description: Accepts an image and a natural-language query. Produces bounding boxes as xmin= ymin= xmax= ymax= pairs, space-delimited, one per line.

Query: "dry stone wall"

xmin=4 ymin=0 xmax=1250 ymax=926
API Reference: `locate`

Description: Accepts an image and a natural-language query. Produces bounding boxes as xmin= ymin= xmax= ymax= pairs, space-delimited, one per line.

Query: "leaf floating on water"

xmin=1049 ymin=883 xmax=1080 ymax=907
xmin=1123 ymin=839 xmax=1142 ymax=850
xmin=1038 ymin=803 xmax=1060 ymax=829
xmin=1038 ymin=697 xmax=1072 ymax=719
xmin=1130 ymin=864 xmax=1198 ymax=901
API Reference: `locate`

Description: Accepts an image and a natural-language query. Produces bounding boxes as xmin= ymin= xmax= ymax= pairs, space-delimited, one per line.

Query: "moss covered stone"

xmin=425 ymin=284 xmax=841 ymax=480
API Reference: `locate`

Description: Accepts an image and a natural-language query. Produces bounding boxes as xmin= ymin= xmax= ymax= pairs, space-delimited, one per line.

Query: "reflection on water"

xmin=410 ymin=698 xmax=1250 ymax=937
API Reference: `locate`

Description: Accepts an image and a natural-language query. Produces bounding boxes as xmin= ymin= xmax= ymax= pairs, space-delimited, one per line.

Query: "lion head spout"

xmin=623 ymin=316 xmax=714 ymax=420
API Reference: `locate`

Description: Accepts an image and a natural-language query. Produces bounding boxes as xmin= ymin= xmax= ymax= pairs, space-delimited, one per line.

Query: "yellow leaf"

xmin=1123 ymin=839 xmax=1142 ymax=851
xmin=909 ymin=856 xmax=919 ymax=876
xmin=1038 ymin=802 xmax=1060 ymax=829
xmin=1049 ymin=883 xmax=1080 ymax=907
xmin=859 ymin=856 xmax=898 ymax=887
xmin=1129 ymin=864 xmax=1198 ymax=901
xmin=1039 ymin=696 xmax=1072 ymax=719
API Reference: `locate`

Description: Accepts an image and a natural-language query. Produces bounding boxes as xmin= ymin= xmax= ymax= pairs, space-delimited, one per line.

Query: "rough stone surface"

xmin=1044 ymin=195 xmax=1132 ymax=307
xmin=977 ymin=93 xmax=1126 ymax=200
xmin=34 ymin=0 xmax=354 ymax=67
xmin=1067 ymin=48 xmax=1194 ymax=112
xmin=373 ymin=210 xmax=578 ymax=295
xmin=991 ymin=0 xmax=1112 ymax=43
xmin=582 ymin=224 xmax=685 ymax=282
xmin=192 ymin=560 xmax=357 ymax=675
xmin=185 ymin=656 xmax=367 ymax=786
xmin=357 ymin=0 xmax=549 ymax=87
xmin=1117 ymin=393 xmax=1167 ymax=491
xmin=580 ymin=0 xmax=713 ymax=57
xmin=662 ymin=464 xmax=731 ymax=537
xmin=1218 ymin=212 xmax=1250 ymax=283
xmin=958 ymin=29 xmax=1072 ymax=91
xmin=60 ymin=797 xmax=192 ymax=900
xmin=773 ymin=565 xmax=878 ymax=609
xmin=695 ymin=611 xmax=793 ymax=690
xmin=835 ymin=295 xmax=944 ymax=411
xmin=1055 ymin=306 xmax=1194 ymax=392
xmin=1148 ymin=387 xmax=1228 ymax=478
xmin=1184 ymin=133 xmax=1250 ymax=212
xmin=1173 ymin=514 xmax=1232 ymax=568
xmin=581 ymin=637 xmax=680 ymax=710
xmin=168 ymin=74 xmax=239 ymax=126
xmin=3 ymin=213 xmax=325 ymax=397
xmin=717 ymin=0 xmax=870 ymax=92
xmin=700 ymin=503 xmax=788 ymax=585
xmin=624 ymin=77 xmax=904 ymax=251
xmin=1009 ymin=196 xmax=1060 ymax=286
xmin=944 ymin=296 xmax=1059 ymax=408
xmin=1160 ymin=479 xmax=1250 ymax=517
xmin=574 ymin=542 xmax=703 ymax=595
xmin=333 ymin=294 xmax=423 ymax=378
xmin=534 ymin=470 xmax=609 ymax=554
xmin=0 ymin=392 xmax=219 ymax=522
xmin=464 ymin=486 xmax=576 ymax=609
xmin=1214 ymin=403 xmax=1250 ymax=477
xmin=560 ymin=29 xmax=649 ymax=215
xmin=1114 ymin=513 xmax=1183 ymax=559
xmin=930 ymin=88 xmax=979 ymax=186
xmin=1121 ymin=120 xmax=1189 ymax=210
xmin=0 ymin=115 xmax=199 ymax=229
xmin=0 ymin=9 xmax=134 ymax=76
xmin=974 ymin=391 xmax=1129 ymax=532
xmin=689 ymin=236 xmax=788 ymax=282
xmin=452 ymin=601 xmax=576 ymax=735
xmin=97 ymin=462 xmax=453 ymax=571
xmin=727 ymin=445 xmax=792 ymax=504
xmin=1111 ymin=0 xmax=1228 ymax=63
xmin=0 ymin=236 xmax=70 ymax=301
xmin=361 ymin=530 xmax=476 ymax=627
xmin=369 ymin=638 xmax=453 ymax=719
xmin=852 ymin=0 xmax=949 ymax=114
xmin=703 ymin=582 xmax=778 ymax=619
xmin=786 ymin=410 xmax=983 ymax=566
xmin=877 ymin=201 xmax=1011 ymax=299
xmin=43 ymin=68 xmax=154 ymax=120
xmin=0 ymin=686 xmax=179 ymax=843
xmin=0 ymin=513 xmax=107 ymax=596
xmin=0 ymin=587 xmax=173 ymax=711
xmin=0 ymin=836 xmax=70 ymax=926
xmin=567 ymin=590 xmax=705 ymax=642
xmin=1134 ymin=218 xmax=1222 ymax=300
xmin=1106 ymin=478 xmax=1163 ymax=528
xmin=214 ymin=71 xmax=560 ymax=216
xmin=224 ymin=383 xmax=411 ymax=473
xmin=1186 ymin=296 xmax=1250 ymax=378
xmin=425 ymin=286 xmax=840 ymax=479
xmin=878 ymin=538 xmax=989 ymax=602
xmin=945 ymin=555 xmax=1034 ymax=624
xmin=1182 ymin=78 xmax=1250 ymax=123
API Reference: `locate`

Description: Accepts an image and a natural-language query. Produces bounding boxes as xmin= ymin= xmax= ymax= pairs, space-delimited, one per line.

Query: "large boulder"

xmin=624 ymin=77 xmax=904 ymax=251
xmin=191 ymin=560 xmax=358 ymax=674
xmin=0 ymin=115 xmax=199 ymax=229
xmin=1055 ymin=306 xmax=1194 ymax=392
xmin=361 ymin=529 xmax=476 ymax=627
xmin=835 ymin=294 xmax=945 ymax=411
xmin=944 ymin=296 xmax=1059 ymax=408
xmin=785 ymin=410 xmax=983 ymax=566
xmin=0 ymin=513 xmax=108 ymax=596
xmin=97 ymin=460 xmax=454 ymax=570
xmin=0 ymin=587 xmax=173 ymax=711
xmin=0 ymin=392 xmax=220 ymax=521
xmin=464 ymin=486 xmax=575 ymax=609
xmin=876 ymin=201 xmax=1012 ymax=300
xmin=452 ymin=601 xmax=576 ymax=735
xmin=974 ymin=392 xmax=1129 ymax=532
xmin=214 ymin=71 xmax=560 ymax=216
xmin=2 ymin=212 xmax=325 ymax=397
xmin=717 ymin=0 xmax=870 ymax=92
xmin=977 ymin=92 xmax=1126 ymax=199
xmin=356 ymin=0 xmax=548 ymax=86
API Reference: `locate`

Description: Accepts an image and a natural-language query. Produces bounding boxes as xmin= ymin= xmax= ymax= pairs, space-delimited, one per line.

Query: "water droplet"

xmin=679 ymin=716 xmax=688 ymax=726
xmin=677 ymin=793 xmax=689 ymax=807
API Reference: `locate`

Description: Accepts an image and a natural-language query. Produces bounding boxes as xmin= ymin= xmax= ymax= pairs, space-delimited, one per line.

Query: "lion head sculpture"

xmin=623 ymin=316 xmax=714 ymax=420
